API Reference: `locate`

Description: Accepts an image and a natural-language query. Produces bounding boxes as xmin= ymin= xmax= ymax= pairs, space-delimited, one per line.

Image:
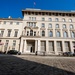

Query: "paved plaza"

xmin=0 ymin=55 xmax=75 ymax=75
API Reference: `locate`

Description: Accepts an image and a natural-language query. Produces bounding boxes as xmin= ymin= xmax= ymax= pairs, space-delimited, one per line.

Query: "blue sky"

xmin=0 ymin=0 xmax=75 ymax=18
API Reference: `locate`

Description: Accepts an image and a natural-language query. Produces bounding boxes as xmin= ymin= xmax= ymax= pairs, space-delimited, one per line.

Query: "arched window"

xmin=63 ymin=31 xmax=68 ymax=37
xmin=69 ymin=19 xmax=72 ymax=22
xmin=42 ymin=31 xmax=45 ymax=36
xmin=71 ymin=32 xmax=75 ymax=38
xmin=62 ymin=18 xmax=65 ymax=22
xmin=30 ymin=30 xmax=33 ymax=36
xmin=63 ymin=24 xmax=66 ymax=29
xmin=49 ymin=31 xmax=53 ymax=37
xmin=70 ymin=24 xmax=73 ymax=29
xmin=56 ymin=24 xmax=59 ymax=28
xmin=56 ymin=31 xmax=60 ymax=37
xmin=48 ymin=23 xmax=52 ymax=28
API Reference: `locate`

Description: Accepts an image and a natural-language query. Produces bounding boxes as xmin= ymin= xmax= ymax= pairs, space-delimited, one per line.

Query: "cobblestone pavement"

xmin=0 ymin=55 xmax=75 ymax=75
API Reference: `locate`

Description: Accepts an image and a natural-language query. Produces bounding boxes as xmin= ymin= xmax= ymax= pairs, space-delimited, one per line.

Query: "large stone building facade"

xmin=0 ymin=8 xmax=75 ymax=55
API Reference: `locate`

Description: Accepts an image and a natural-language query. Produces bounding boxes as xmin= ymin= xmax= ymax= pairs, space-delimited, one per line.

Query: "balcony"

xmin=24 ymin=26 xmax=38 ymax=29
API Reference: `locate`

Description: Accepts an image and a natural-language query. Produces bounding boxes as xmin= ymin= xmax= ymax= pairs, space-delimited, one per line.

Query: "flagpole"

xmin=33 ymin=2 xmax=36 ymax=9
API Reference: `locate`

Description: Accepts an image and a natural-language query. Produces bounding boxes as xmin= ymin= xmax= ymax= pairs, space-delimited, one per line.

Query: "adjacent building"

xmin=0 ymin=8 xmax=75 ymax=55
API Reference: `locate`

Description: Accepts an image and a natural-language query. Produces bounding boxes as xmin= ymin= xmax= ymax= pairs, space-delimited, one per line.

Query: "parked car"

xmin=7 ymin=50 xmax=21 ymax=55
xmin=63 ymin=52 xmax=73 ymax=56
xmin=73 ymin=53 xmax=75 ymax=56
xmin=0 ymin=51 xmax=4 ymax=54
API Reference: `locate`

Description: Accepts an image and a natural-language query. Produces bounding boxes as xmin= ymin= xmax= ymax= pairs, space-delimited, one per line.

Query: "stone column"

xmin=54 ymin=41 xmax=58 ymax=55
xmin=24 ymin=40 xmax=26 ymax=53
xmin=37 ymin=40 xmax=40 ymax=54
xmin=20 ymin=38 xmax=23 ymax=53
xmin=70 ymin=41 xmax=74 ymax=53
xmin=62 ymin=41 xmax=65 ymax=52
xmin=46 ymin=40 xmax=48 ymax=54
xmin=35 ymin=40 xmax=37 ymax=52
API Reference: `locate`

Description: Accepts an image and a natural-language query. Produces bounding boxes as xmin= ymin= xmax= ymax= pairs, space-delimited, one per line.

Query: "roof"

xmin=22 ymin=9 xmax=75 ymax=15
xmin=0 ymin=18 xmax=23 ymax=21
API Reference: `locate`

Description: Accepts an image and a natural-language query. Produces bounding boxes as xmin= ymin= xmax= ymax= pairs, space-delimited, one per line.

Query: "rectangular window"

xmin=4 ymin=40 xmax=9 ymax=51
xmin=1 ymin=30 xmax=4 ymax=37
xmin=16 ymin=22 xmax=19 ymax=25
xmin=14 ymin=31 xmax=18 ymax=37
xmin=34 ymin=23 xmax=36 ymax=27
xmin=65 ymin=41 xmax=70 ymax=52
xmin=41 ymin=41 xmax=46 ymax=51
xmin=49 ymin=18 xmax=52 ymax=21
xmin=55 ymin=18 xmax=59 ymax=21
xmin=12 ymin=40 xmax=16 ymax=50
xmin=10 ymin=22 xmax=13 ymax=24
xmin=41 ymin=23 xmax=45 ymax=28
xmin=32 ymin=17 xmax=36 ymax=21
xmin=13 ymin=40 xmax=16 ymax=47
xmin=7 ymin=30 xmax=11 ymax=37
xmin=34 ymin=31 xmax=36 ymax=36
xmin=4 ymin=21 xmax=6 ymax=24
xmin=27 ymin=31 xmax=29 ymax=36
xmin=57 ymin=41 xmax=62 ymax=51
xmin=49 ymin=41 xmax=54 ymax=51
xmin=42 ymin=18 xmax=45 ymax=21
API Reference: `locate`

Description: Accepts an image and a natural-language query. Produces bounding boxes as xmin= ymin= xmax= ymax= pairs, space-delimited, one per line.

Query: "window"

xmin=56 ymin=24 xmax=59 ymax=28
xmin=42 ymin=18 xmax=45 ymax=21
xmin=30 ymin=30 xmax=33 ymax=36
xmin=4 ymin=21 xmax=6 ymax=24
xmin=63 ymin=24 xmax=66 ymax=29
xmin=0 ymin=40 xmax=1 ymax=42
xmin=69 ymin=19 xmax=72 ymax=22
xmin=42 ymin=31 xmax=45 ymax=36
xmin=4 ymin=40 xmax=9 ymax=51
xmin=70 ymin=24 xmax=73 ymax=29
xmin=34 ymin=31 xmax=36 ymax=36
xmin=12 ymin=40 xmax=16 ymax=46
xmin=1 ymin=30 xmax=4 ymax=37
xmin=71 ymin=31 xmax=75 ymax=38
xmin=27 ymin=31 xmax=29 ymax=36
xmin=28 ymin=22 xmax=36 ymax=27
xmin=41 ymin=23 xmax=45 ymax=28
xmin=62 ymin=18 xmax=65 ymax=22
xmin=10 ymin=22 xmax=13 ymax=24
xmin=49 ymin=41 xmax=54 ymax=51
xmin=34 ymin=23 xmax=36 ymax=27
xmin=29 ymin=17 xmax=31 ymax=20
xmin=14 ymin=31 xmax=18 ymax=37
xmin=32 ymin=17 xmax=36 ymax=21
xmin=63 ymin=31 xmax=68 ymax=37
xmin=57 ymin=41 xmax=62 ymax=51
xmin=16 ymin=22 xmax=19 ymax=25
xmin=55 ymin=18 xmax=59 ymax=21
xmin=56 ymin=31 xmax=60 ymax=37
xmin=49 ymin=31 xmax=53 ymax=37
xmin=7 ymin=30 xmax=11 ymax=37
xmin=49 ymin=18 xmax=52 ymax=21
xmin=28 ymin=22 xmax=30 ymax=26
xmin=65 ymin=42 xmax=70 ymax=52
xmin=12 ymin=40 xmax=16 ymax=50
xmin=48 ymin=23 xmax=52 ymax=28
xmin=31 ymin=23 xmax=33 ymax=27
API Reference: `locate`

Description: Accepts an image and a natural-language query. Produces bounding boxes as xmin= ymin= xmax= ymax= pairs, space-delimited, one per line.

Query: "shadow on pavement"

xmin=0 ymin=55 xmax=75 ymax=75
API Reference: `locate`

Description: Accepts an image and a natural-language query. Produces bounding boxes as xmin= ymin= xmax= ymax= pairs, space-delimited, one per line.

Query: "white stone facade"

xmin=0 ymin=9 xmax=75 ymax=55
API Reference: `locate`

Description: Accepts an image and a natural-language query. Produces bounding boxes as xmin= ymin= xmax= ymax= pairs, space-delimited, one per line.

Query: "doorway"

xmin=27 ymin=40 xmax=35 ymax=53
